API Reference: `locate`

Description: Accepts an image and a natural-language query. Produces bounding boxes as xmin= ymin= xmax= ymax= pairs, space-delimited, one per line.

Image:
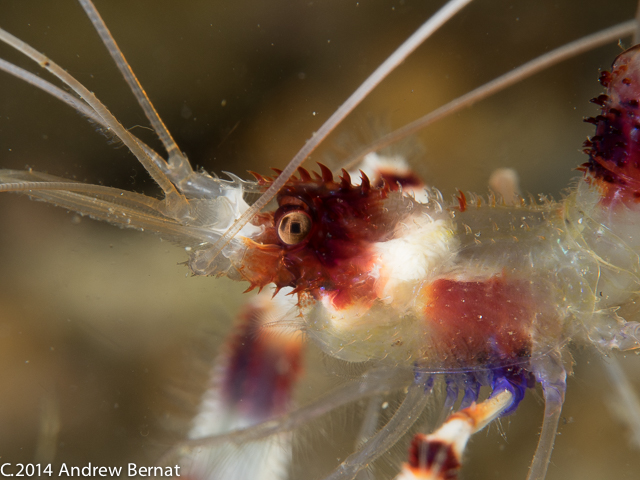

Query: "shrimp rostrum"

xmin=1 ymin=1 xmax=640 ymax=479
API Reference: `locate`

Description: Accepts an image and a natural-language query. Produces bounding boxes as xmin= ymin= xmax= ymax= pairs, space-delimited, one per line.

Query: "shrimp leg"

xmin=394 ymin=388 xmax=515 ymax=480
xmin=323 ymin=372 xmax=433 ymax=480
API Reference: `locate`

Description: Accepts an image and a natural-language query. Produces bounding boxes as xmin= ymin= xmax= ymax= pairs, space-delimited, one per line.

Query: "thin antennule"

xmin=0 ymin=58 xmax=177 ymax=179
xmin=0 ymin=58 xmax=102 ymax=125
xmin=77 ymin=0 xmax=192 ymax=175
xmin=341 ymin=19 xmax=638 ymax=171
xmin=0 ymin=26 xmax=188 ymax=215
xmin=204 ymin=0 xmax=473 ymax=266
xmin=0 ymin=178 xmax=163 ymax=208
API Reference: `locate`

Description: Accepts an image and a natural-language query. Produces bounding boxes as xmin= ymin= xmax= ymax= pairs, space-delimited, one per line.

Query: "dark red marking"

xmin=222 ymin=301 xmax=303 ymax=420
xmin=340 ymin=168 xmax=352 ymax=189
xmin=240 ymin=165 xmax=411 ymax=309
xmin=407 ymin=434 xmax=461 ymax=479
xmin=422 ymin=277 xmax=544 ymax=369
xmin=360 ymin=170 xmax=371 ymax=193
xmin=248 ymin=170 xmax=269 ymax=184
xmin=319 ymin=163 xmax=334 ymax=182
xmin=377 ymin=170 xmax=424 ymax=190
xmin=583 ymin=44 xmax=640 ymax=204
xmin=297 ymin=166 xmax=312 ymax=182
xmin=457 ymin=190 xmax=467 ymax=212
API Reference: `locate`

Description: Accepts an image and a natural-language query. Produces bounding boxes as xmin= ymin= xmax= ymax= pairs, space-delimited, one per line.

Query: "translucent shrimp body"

xmin=226 ymin=47 xmax=640 ymax=383
xmin=204 ymin=47 xmax=640 ymax=475
xmin=202 ymin=43 xmax=640 ymax=376
xmin=236 ymin=168 xmax=590 ymax=374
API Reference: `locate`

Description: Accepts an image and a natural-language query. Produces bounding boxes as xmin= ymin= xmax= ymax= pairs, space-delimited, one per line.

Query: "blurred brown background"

xmin=0 ymin=0 xmax=639 ymax=478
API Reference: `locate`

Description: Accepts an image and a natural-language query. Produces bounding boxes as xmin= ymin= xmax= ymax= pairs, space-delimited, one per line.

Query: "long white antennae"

xmin=341 ymin=19 xmax=638 ymax=170
xmin=77 ymin=0 xmax=193 ymax=175
xmin=0 ymin=26 xmax=188 ymax=214
xmin=206 ymin=0 xmax=473 ymax=264
xmin=0 ymin=58 xmax=100 ymax=124
xmin=0 ymin=58 xmax=174 ymax=177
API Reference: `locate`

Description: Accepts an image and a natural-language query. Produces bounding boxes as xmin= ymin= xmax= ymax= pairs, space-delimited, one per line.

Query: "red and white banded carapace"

xmin=225 ymin=154 xmax=566 ymax=376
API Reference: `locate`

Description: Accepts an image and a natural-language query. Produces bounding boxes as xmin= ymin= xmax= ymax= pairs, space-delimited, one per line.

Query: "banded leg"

xmin=177 ymin=288 xmax=303 ymax=480
xmin=395 ymin=388 xmax=514 ymax=480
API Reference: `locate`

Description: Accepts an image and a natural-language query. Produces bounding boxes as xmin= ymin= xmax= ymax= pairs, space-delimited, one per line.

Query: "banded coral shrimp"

xmin=1 ymin=0 xmax=640 ymax=479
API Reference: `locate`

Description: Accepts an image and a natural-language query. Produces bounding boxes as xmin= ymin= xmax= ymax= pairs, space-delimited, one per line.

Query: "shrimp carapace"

xmin=241 ymin=166 xmax=418 ymax=309
xmin=422 ymin=277 xmax=542 ymax=370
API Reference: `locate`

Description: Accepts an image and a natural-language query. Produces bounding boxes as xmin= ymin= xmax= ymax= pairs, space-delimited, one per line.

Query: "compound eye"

xmin=277 ymin=210 xmax=312 ymax=245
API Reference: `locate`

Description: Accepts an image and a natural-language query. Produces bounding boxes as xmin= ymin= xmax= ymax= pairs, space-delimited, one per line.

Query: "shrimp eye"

xmin=277 ymin=210 xmax=312 ymax=245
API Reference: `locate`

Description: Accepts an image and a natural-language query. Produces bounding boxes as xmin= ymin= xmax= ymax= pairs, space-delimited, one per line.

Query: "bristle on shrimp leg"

xmin=323 ymin=372 xmax=434 ymax=480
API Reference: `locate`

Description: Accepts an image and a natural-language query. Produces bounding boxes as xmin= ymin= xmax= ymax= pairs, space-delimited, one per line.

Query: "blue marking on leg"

xmin=459 ymin=376 xmax=481 ymax=409
xmin=490 ymin=367 xmax=536 ymax=416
